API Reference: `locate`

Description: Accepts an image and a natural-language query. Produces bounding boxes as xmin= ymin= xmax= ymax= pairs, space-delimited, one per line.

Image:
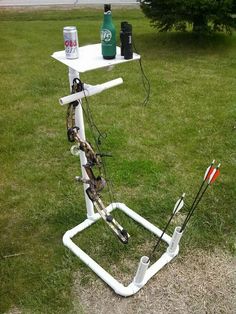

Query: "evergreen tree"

xmin=141 ymin=0 xmax=236 ymax=33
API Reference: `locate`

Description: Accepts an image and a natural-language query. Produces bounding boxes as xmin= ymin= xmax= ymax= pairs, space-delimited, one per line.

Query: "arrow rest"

xmin=71 ymin=145 xmax=80 ymax=156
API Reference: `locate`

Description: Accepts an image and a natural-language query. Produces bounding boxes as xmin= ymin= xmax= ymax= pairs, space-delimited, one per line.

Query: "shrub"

xmin=140 ymin=0 xmax=236 ymax=33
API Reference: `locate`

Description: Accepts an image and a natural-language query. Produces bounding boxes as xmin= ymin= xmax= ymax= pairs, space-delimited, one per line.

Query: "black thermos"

xmin=124 ymin=23 xmax=133 ymax=60
xmin=120 ymin=22 xmax=133 ymax=60
xmin=120 ymin=21 xmax=128 ymax=56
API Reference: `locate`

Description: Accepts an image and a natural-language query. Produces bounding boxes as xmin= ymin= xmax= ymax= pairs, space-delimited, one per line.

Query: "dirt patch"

xmin=72 ymin=250 xmax=236 ymax=314
xmin=6 ymin=308 xmax=21 ymax=314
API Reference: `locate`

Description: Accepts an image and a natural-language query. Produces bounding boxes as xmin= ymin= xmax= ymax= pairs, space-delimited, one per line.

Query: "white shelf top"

xmin=51 ymin=43 xmax=140 ymax=73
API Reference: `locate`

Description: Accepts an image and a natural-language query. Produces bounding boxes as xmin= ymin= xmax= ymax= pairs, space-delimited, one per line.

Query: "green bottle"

xmin=101 ymin=4 xmax=116 ymax=59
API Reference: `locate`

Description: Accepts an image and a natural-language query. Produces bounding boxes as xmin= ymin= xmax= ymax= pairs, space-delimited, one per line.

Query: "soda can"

xmin=63 ymin=26 xmax=79 ymax=59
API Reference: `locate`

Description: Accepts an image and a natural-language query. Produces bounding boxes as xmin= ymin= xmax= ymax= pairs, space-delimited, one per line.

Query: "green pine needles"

xmin=141 ymin=0 xmax=236 ymax=33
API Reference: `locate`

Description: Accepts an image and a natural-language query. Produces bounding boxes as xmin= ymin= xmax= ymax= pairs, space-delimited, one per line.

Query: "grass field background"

xmin=0 ymin=7 xmax=235 ymax=313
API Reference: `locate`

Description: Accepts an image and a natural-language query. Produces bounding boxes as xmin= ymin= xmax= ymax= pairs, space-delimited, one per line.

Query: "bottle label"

xmin=101 ymin=29 xmax=112 ymax=43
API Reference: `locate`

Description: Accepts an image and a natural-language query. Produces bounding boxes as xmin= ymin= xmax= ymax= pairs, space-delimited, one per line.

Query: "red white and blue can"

xmin=63 ymin=26 xmax=79 ymax=59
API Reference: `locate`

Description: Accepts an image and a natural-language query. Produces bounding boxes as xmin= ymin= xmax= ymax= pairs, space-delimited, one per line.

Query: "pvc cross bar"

xmin=59 ymin=78 xmax=123 ymax=105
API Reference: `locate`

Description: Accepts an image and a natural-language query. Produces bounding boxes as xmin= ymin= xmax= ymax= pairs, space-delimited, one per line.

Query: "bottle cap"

xmin=121 ymin=21 xmax=128 ymax=30
xmin=104 ymin=4 xmax=111 ymax=12
xmin=124 ymin=23 xmax=132 ymax=32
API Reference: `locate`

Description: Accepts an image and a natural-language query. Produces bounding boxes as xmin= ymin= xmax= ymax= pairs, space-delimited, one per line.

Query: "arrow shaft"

xmin=180 ymin=163 xmax=214 ymax=233
xmin=149 ymin=195 xmax=184 ymax=262
xmin=180 ymin=180 xmax=205 ymax=232
xmin=180 ymin=163 xmax=220 ymax=233
xmin=149 ymin=212 xmax=175 ymax=258
xmin=181 ymin=183 xmax=209 ymax=232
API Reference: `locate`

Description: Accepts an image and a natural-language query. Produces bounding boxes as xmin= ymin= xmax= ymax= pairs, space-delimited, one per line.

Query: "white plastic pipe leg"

xmin=133 ymin=256 xmax=150 ymax=287
xmin=167 ymin=226 xmax=183 ymax=256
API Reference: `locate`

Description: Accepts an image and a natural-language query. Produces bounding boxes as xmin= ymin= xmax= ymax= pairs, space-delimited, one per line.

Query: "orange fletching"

xmin=206 ymin=166 xmax=214 ymax=180
xmin=210 ymin=169 xmax=220 ymax=184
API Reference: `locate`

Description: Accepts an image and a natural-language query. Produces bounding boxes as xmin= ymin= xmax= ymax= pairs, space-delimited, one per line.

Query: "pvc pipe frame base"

xmin=63 ymin=202 xmax=180 ymax=297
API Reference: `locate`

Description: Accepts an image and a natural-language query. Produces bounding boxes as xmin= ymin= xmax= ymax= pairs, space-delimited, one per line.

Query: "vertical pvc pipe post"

xmin=68 ymin=67 xmax=95 ymax=219
xmin=167 ymin=226 xmax=183 ymax=256
xmin=133 ymin=256 xmax=150 ymax=287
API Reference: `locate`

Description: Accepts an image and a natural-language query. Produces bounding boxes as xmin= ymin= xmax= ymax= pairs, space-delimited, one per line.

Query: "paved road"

xmin=0 ymin=0 xmax=138 ymax=6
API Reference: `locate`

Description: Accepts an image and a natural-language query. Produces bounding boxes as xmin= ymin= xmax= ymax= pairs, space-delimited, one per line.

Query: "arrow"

xmin=148 ymin=193 xmax=185 ymax=262
xmin=180 ymin=160 xmax=215 ymax=232
xmin=204 ymin=159 xmax=215 ymax=180
xmin=180 ymin=162 xmax=220 ymax=233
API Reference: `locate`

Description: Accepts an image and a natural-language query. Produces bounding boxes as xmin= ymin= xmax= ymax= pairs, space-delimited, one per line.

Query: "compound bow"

xmin=66 ymin=78 xmax=130 ymax=244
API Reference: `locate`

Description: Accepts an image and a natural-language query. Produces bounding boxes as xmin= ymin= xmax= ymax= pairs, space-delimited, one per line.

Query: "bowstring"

xmin=80 ymin=90 xmax=116 ymax=206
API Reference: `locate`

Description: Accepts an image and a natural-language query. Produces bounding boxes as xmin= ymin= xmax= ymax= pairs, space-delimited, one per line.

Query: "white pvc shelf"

xmin=51 ymin=43 xmax=140 ymax=73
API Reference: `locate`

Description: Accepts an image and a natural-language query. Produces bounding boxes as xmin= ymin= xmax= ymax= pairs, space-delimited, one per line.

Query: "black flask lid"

xmin=104 ymin=4 xmax=111 ymax=12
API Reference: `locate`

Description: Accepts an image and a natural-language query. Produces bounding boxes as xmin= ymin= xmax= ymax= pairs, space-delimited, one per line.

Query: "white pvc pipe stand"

xmin=63 ymin=67 xmax=183 ymax=297
xmin=63 ymin=202 xmax=182 ymax=297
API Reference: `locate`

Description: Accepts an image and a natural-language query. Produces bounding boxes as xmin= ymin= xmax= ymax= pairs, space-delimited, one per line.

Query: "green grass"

xmin=0 ymin=7 xmax=236 ymax=314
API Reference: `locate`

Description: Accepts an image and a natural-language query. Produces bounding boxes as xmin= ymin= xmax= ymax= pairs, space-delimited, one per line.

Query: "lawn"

xmin=0 ymin=7 xmax=235 ymax=314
